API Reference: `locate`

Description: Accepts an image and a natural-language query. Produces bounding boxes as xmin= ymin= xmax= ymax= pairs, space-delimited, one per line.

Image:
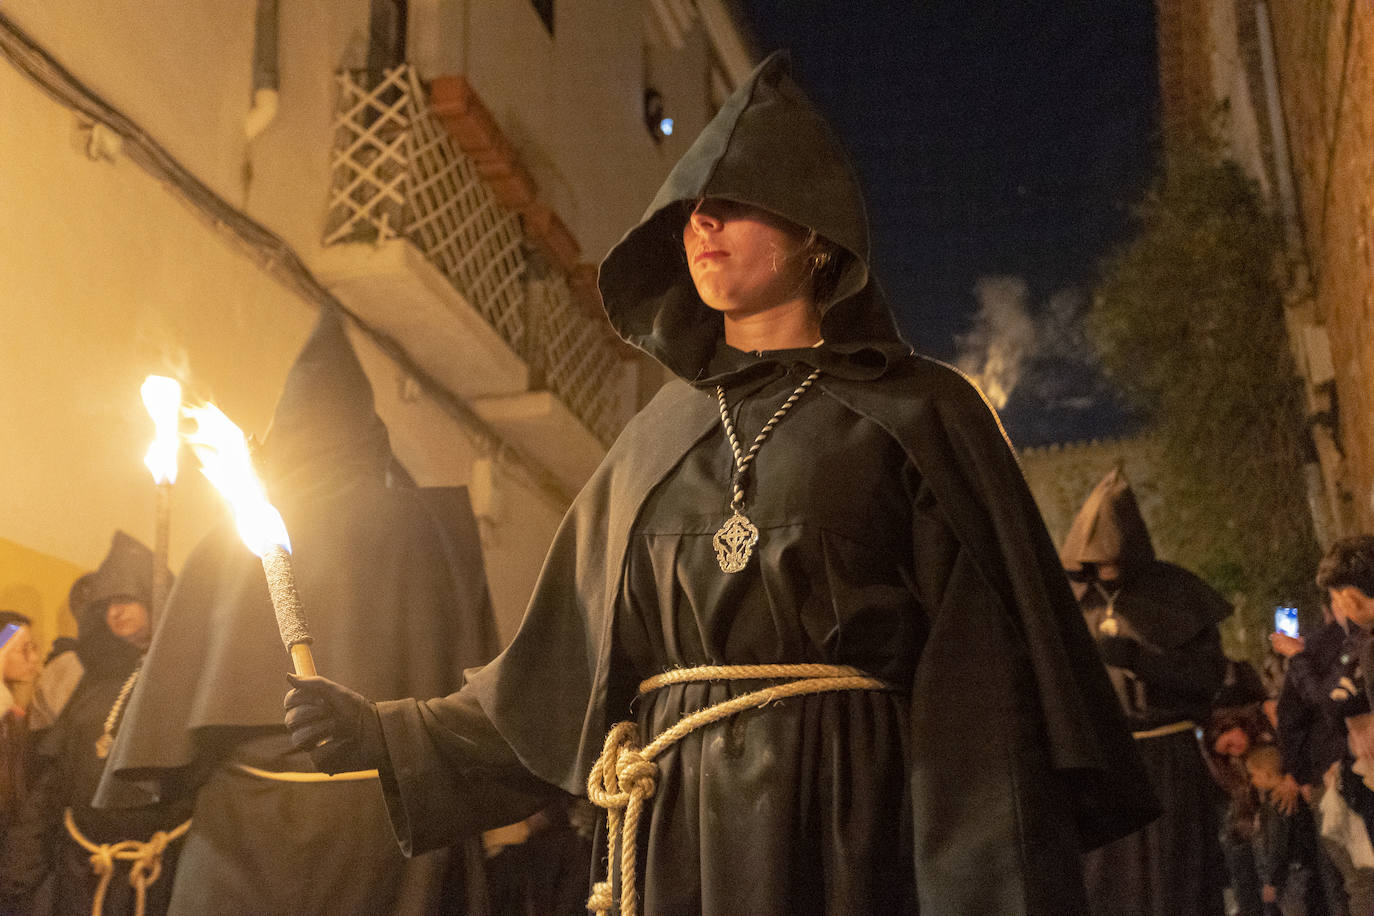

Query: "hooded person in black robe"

xmin=283 ymin=52 xmax=1159 ymax=915
xmin=0 ymin=531 xmax=188 ymax=916
xmin=93 ymin=308 xmax=505 ymax=915
xmin=1060 ymin=467 xmax=1231 ymax=916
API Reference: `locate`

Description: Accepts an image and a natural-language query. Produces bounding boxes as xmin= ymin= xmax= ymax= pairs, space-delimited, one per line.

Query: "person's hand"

xmin=1262 ymin=885 xmax=1277 ymax=904
xmin=1269 ymin=632 xmax=1305 ymax=658
xmin=1301 ymin=783 xmax=1314 ymax=804
xmin=1270 ymin=774 xmax=1301 ymax=815
xmin=283 ymin=674 xmax=384 ymax=775
xmin=1096 ymin=635 xmax=1141 ymax=670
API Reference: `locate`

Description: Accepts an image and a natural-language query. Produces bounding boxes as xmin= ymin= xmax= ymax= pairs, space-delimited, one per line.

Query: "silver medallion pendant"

xmin=713 ymin=511 xmax=759 ymax=573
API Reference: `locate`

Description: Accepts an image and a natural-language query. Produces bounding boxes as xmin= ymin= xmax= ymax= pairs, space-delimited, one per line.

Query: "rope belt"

xmin=63 ymin=807 xmax=191 ymax=916
xmin=585 ymin=664 xmax=895 ymax=916
xmin=1131 ymin=719 xmax=1197 ymax=741
xmin=230 ymin=761 xmax=380 ymax=782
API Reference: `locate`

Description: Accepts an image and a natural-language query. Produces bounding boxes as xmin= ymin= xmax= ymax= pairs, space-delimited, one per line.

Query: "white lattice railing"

xmin=325 ymin=65 xmax=627 ymax=444
xmin=524 ymin=270 xmax=630 ymax=442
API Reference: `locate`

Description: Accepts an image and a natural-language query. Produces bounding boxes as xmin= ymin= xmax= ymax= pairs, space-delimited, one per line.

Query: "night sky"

xmin=737 ymin=3 xmax=1160 ymax=446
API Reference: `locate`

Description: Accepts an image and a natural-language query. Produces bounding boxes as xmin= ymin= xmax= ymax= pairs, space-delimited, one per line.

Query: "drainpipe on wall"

xmin=245 ymin=0 xmax=280 ymax=141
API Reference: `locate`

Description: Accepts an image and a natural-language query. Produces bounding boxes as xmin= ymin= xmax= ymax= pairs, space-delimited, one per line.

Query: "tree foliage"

xmin=1090 ymin=149 xmax=1319 ymax=654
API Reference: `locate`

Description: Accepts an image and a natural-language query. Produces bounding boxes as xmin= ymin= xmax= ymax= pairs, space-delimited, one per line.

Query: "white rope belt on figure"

xmin=585 ymin=663 xmax=899 ymax=916
xmin=230 ymin=761 xmax=380 ymax=782
xmin=63 ymin=807 xmax=191 ymax=916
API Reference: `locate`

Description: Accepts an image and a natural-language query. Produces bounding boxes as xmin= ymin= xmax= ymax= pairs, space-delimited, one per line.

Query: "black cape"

xmin=372 ymin=52 xmax=1158 ymax=916
xmin=97 ymin=308 xmax=502 ymax=915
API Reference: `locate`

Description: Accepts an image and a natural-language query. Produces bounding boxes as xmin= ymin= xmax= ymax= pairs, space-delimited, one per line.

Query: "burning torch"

xmin=184 ymin=404 xmax=318 ymax=677
xmin=140 ymin=376 xmax=181 ymax=621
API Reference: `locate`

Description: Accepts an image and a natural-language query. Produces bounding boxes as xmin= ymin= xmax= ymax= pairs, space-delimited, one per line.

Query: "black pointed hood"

xmin=99 ymin=310 xmax=503 ymax=791
xmin=597 ymin=51 xmax=908 ymax=385
xmin=1061 ymin=467 xmax=1230 ymax=647
xmin=75 ymin=531 xmax=164 ymax=672
xmin=261 ymin=306 xmax=391 ymax=505
xmin=1060 ymin=467 xmax=1156 ymax=581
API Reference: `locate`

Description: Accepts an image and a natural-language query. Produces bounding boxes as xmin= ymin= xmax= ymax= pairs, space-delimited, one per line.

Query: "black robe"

xmin=1061 ymin=468 xmax=1230 ymax=916
xmin=373 ymin=351 xmax=1158 ymax=915
xmin=1 ymin=668 xmax=193 ymax=916
xmin=365 ymin=50 xmax=1157 ymax=916
xmin=96 ymin=309 xmax=505 ymax=915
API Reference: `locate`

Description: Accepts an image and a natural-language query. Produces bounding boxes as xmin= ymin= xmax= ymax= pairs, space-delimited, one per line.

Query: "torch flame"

xmin=141 ymin=375 xmax=182 ymax=484
xmin=183 ymin=403 xmax=290 ymax=557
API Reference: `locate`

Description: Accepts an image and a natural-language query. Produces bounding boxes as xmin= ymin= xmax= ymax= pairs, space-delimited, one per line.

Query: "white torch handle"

xmin=261 ymin=545 xmax=317 ymax=677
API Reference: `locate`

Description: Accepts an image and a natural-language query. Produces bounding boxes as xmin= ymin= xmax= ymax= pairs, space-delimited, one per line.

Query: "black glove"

xmin=283 ymin=673 xmax=385 ymax=775
xmin=1097 ymin=635 xmax=1142 ymax=670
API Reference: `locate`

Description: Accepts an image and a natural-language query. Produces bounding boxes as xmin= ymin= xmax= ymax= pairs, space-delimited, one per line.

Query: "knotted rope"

xmin=63 ymin=807 xmax=191 ymax=916
xmin=585 ymin=664 xmax=892 ymax=916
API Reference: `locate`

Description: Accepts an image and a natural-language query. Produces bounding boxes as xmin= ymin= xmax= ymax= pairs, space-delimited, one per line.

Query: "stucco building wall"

xmin=0 ymin=1 xmax=743 ymax=647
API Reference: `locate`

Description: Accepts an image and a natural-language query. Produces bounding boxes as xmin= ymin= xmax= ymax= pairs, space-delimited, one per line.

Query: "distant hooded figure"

xmin=283 ymin=52 xmax=1158 ymax=915
xmin=95 ymin=308 xmax=504 ymax=916
xmin=0 ymin=532 xmax=186 ymax=916
xmin=1061 ymin=467 xmax=1231 ymax=916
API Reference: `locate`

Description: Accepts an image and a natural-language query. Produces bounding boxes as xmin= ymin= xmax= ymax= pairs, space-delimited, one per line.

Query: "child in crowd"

xmin=1246 ymin=742 xmax=1327 ymax=916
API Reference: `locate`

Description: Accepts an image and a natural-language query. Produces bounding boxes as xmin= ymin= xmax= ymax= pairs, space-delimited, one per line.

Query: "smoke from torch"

xmin=183 ymin=403 xmax=318 ymax=677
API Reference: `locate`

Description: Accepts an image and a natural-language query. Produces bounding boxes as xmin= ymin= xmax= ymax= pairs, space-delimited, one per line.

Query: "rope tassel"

xmin=64 ymin=808 xmax=191 ymax=916
xmin=586 ymin=722 xmax=658 ymax=916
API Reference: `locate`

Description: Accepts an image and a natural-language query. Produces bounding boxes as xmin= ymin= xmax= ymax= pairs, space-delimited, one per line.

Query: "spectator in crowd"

xmin=0 ymin=532 xmax=187 ymax=916
xmin=1245 ymin=741 xmax=1327 ymax=915
xmin=1206 ymin=660 xmax=1275 ymax=916
xmin=1275 ymin=592 xmax=1374 ymax=915
xmin=27 ymin=636 xmax=84 ymax=733
xmin=26 ymin=576 xmax=90 ymax=735
xmin=1062 ymin=467 xmax=1231 ymax=915
xmin=0 ymin=610 xmax=38 ymax=848
xmin=1296 ymin=533 xmax=1374 ymax=916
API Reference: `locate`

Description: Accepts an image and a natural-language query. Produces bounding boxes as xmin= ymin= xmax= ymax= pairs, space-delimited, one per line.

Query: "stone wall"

xmin=1021 ymin=434 xmax=1268 ymax=658
xmin=1020 ymin=436 xmax=1168 ymax=556
xmin=1156 ymin=0 xmax=1218 ymax=149
xmin=1268 ymin=0 xmax=1374 ymax=529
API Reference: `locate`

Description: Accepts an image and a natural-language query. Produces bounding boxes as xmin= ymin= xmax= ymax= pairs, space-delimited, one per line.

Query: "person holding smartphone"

xmin=0 ymin=534 xmax=186 ymax=916
xmin=0 ymin=610 xmax=38 ymax=851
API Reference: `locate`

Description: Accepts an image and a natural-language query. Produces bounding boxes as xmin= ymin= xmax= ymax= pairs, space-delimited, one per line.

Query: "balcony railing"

xmin=325 ymin=65 xmax=628 ymax=445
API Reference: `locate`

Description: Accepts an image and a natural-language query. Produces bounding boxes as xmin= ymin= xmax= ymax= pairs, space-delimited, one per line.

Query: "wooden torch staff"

xmin=152 ymin=480 xmax=173 ymax=620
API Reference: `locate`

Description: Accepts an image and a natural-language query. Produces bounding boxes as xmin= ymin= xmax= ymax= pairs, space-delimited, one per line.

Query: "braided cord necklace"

xmin=1093 ymin=581 xmax=1122 ymax=637
xmin=712 ymin=367 xmax=821 ymax=573
xmin=95 ymin=666 xmax=140 ymax=759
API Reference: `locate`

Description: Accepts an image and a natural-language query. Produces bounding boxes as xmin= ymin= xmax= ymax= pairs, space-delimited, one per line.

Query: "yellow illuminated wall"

xmin=0 ymin=534 xmax=82 ymax=656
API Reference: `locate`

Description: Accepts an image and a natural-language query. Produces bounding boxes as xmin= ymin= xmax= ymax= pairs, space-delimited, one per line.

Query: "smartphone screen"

xmin=0 ymin=623 xmax=20 ymax=650
xmin=1275 ymin=606 xmax=1300 ymax=638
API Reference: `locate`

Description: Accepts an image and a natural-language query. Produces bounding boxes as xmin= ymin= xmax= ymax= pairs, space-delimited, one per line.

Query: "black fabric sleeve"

xmin=1130 ymin=624 xmax=1226 ymax=712
xmin=0 ymin=744 xmax=59 ymax=907
xmin=374 ymin=688 xmax=564 ymax=856
xmin=1276 ymin=663 xmax=1317 ymax=783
